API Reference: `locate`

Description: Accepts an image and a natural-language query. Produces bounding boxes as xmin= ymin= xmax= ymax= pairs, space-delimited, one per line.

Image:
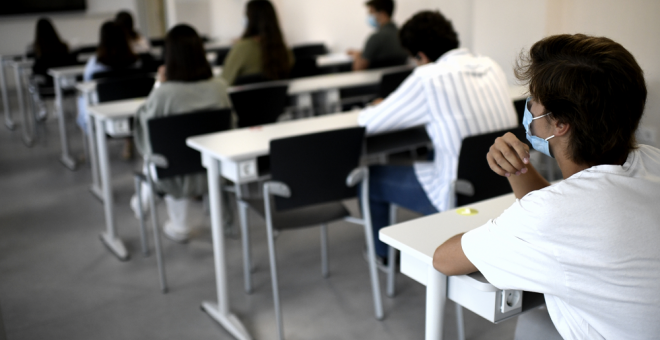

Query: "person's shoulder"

xmin=233 ymin=38 xmax=258 ymax=49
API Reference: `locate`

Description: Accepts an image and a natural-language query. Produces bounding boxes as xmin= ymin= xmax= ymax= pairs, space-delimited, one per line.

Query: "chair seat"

xmin=245 ymin=198 xmax=350 ymax=230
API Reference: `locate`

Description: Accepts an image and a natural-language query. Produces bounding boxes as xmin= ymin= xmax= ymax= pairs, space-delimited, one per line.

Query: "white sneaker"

xmin=130 ymin=194 xmax=149 ymax=220
xmin=163 ymin=221 xmax=190 ymax=243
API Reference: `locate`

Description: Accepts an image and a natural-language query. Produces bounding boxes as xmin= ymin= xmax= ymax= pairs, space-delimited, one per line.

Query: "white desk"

xmin=88 ymin=98 xmax=145 ymax=260
xmin=47 ymin=65 xmax=86 ymax=170
xmin=316 ymin=53 xmax=353 ymax=67
xmin=380 ymin=194 xmax=544 ymax=340
xmin=0 ymin=54 xmax=22 ymax=130
xmin=7 ymin=59 xmax=36 ymax=146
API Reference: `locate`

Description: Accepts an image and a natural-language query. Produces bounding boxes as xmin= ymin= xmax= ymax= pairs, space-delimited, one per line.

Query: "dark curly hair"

xmin=399 ymin=10 xmax=459 ymax=62
xmin=365 ymin=0 xmax=394 ymax=17
xmin=515 ymin=34 xmax=647 ymax=166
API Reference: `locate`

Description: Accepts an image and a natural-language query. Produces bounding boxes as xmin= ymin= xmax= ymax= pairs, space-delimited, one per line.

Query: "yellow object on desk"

xmin=456 ymin=208 xmax=479 ymax=216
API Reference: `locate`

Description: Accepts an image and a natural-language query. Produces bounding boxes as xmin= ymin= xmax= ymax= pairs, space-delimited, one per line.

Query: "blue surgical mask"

xmin=522 ymin=97 xmax=555 ymax=158
xmin=367 ymin=14 xmax=378 ymax=28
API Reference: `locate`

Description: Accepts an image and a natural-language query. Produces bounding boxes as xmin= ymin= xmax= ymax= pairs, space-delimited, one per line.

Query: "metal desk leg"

xmin=54 ymin=75 xmax=77 ymax=170
xmin=13 ymin=65 xmax=34 ymax=146
xmin=95 ymin=117 xmax=128 ymax=261
xmin=426 ymin=267 xmax=447 ymax=340
xmin=0 ymin=58 xmax=15 ymax=130
xmin=85 ymin=94 xmax=103 ymax=201
xmin=201 ymin=154 xmax=252 ymax=340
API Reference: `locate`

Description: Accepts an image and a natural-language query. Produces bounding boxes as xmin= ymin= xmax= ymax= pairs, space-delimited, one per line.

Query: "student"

xmin=132 ymin=24 xmax=232 ymax=243
xmin=115 ymin=11 xmax=151 ymax=54
xmin=358 ymin=11 xmax=517 ymax=263
xmin=222 ymin=0 xmax=293 ymax=85
xmin=30 ymin=18 xmax=76 ymax=120
xmin=347 ymin=0 xmax=408 ymax=71
xmin=433 ymin=34 xmax=660 ymax=339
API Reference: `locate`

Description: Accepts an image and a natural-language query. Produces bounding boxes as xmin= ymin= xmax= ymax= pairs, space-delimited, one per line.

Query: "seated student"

xmin=222 ymin=0 xmax=293 ymax=85
xmin=76 ymin=21 xmax=140 ymax=133
xmin=115 ymin=11 xmax=151 ymax=54
xmin=433 ymin=34 xmax=660 ymax=339
xmin=358 ymin=10 xmax=518 ymax=264
xmin=30 ymin=18 xmax=76 ymax=120
xmin=347 ymin=0 xmax=408 ymax=71
xmin=133 ymin=24 xmax=232 ymax=243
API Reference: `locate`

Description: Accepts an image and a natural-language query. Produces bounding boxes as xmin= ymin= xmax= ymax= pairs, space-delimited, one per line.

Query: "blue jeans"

xmin=365 ymin=165 xmax=438 ymax=258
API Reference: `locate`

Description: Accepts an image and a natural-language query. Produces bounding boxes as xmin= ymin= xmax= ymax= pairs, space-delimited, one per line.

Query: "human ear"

xmin=553 ymin=119 xmax=570 ymax=137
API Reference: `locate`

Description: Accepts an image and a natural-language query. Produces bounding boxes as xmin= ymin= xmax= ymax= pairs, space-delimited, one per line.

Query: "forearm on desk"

xmin=433 ymin=233 xmax=477 ymax=276
xmin=508 ymin=162 xmax=550 ymax=199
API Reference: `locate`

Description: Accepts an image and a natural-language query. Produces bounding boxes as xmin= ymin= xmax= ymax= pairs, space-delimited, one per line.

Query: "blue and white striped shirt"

xmin=358 ymin=48 xmax=518 ymax=211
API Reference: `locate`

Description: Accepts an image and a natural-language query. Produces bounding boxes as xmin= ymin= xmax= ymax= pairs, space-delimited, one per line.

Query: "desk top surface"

xmin=88 ymin=98 xmax=145 ymax=120
xmin=48 ymin=65 xmax=86 ymax=77
xmin=380 ymin=193 xmax=517 ymax=265
xmin=187 ymin=111 xmax=360 ymax=162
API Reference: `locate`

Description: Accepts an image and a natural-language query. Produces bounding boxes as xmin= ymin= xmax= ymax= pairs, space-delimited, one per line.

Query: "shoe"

xmin=163 ymin=221 xmax=190 ymax=243
xmin=362 ymin=247 xmax=389 ymax=273
xmin=130 ymin=192 xmax=150 ymax=220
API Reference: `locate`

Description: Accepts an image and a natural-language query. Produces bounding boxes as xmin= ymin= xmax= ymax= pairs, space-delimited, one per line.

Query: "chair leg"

xmin=236 ymin=183 xmax=252 ymax=294
xmin=265 ymin=219 xmax=285 ymax=340
xmin=134 ymin=176 xmax=149 ymax=256
xmin=146 ymin=175 xmax=168 ymax=293
xmin=387 ymin=204 xmax=398 ymax=297
xmin=320 ymin=224 xmax=329 ymax=278
xmin=456 ymin=303 xmax=466 ymax=340
xmin=363 ymin=221 xmax=384 ymax=320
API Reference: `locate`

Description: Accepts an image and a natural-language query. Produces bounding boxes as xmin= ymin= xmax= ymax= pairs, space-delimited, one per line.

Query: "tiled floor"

xmin=0 ymin=100 xmax=518 ymax=339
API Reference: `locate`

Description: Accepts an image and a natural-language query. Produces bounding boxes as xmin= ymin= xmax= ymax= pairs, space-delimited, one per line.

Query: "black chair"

xmin=149 ymin=38 xmax=165 ymax=47
xmin=207 ymin=46 xmax=230 ymax=66
xmin=453 ymin=126 xmax=530 ymax=207
xmin=241 ymin=127 xmax=383 ymax=339
xmin=513 ymin=98 xmax=526 ymax=126
xmin=234 ymin=73 xmax=269 ymax=86
xmin=378 ymin=68 xmax=413 ymax=98
xmin=134 ymin=108 xmax=233 ymax=293
xmin=292 ymin=43 xmax=328 ymax=59
xmin=229 ymin=83 xmax=289 ymax=128
xmin=91 ymin=68 xmax=147 ymax=81
xmin=369 ymin=56 xmax=409 ymax=69
xmin=95 ymin=74 xmax=155 ymax=103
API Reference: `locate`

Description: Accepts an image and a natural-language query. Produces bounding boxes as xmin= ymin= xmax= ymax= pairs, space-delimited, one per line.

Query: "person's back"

xmin=133 ymin=24 xmax=231 ymax=243
xmin=435 ymin=34 xmax=660 ymax=340
xmin=222 ymin=0 xmax=292 ymax=85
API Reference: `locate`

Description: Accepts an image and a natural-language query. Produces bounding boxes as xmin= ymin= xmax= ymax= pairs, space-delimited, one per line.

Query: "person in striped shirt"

xmin=358 ymin=10 xmax=518 ymax=263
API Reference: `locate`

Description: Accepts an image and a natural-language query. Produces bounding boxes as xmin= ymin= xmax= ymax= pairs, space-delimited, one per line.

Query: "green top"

xmin=362 ymin=22 xmax=408 ymax=67
xmin=222 ymin=37 xmax=294 ymax=85
xmin=134 ymin=77 xmax=232 ymax=198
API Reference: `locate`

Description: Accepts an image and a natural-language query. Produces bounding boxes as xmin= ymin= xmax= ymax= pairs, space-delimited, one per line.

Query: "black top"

xmin=362 ymin=22 xmax=408 ymax=67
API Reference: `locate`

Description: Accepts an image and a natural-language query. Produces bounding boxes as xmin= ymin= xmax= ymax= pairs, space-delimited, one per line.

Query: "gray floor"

xmin=0 ymin=101 xmax=518 ymax=339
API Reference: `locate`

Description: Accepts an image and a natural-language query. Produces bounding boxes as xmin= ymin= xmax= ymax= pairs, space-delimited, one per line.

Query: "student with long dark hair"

xmin=222 ymin=0 xmax=293 ymax=85
xmin=115 ymin=11 xmax=151 ymax=54
xmin=31 ymin=18 xmax=74 ymax=80
xmin=132 ymin=24 xmax=232 ymax=242
xmin=77 ymin=21 xmax=140 ymax=133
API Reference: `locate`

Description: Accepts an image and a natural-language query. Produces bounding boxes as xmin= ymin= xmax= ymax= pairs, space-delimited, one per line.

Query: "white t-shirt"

xmin=462 ymin=145 xmax=660 ymax=340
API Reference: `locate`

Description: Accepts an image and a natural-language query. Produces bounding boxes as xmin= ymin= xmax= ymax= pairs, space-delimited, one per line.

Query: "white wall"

xmin=0 ymin=0 xmax=138 ymax=55
xmin=207 ymin=0 xmax=472 ymax=53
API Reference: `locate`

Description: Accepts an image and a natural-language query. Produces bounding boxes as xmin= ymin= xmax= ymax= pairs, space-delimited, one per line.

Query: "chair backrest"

xmin=290 ymin=57 xmax=322 ymax=78
xmin=234 ymin=73 xmax=269 ymax=86
xmin=456 ymin=126 xmax=530 ymax=207
xmin=270 ymin=127 xmax=365 ymax=211
xmin=147 ymin=108 xmax=232 ymax=179
xmin=96 ymin=74 xmax=155 ymax=103
xmin=229 ymin=83 xmax=289 ymax=128
xmin=513 ymin=98 xmax=526 ymax=126
xmin=91 ymin=68 xmax=146 ymax=80
xmin=208 ymin=46 xmax=230 ymax=66
xmin=369 ymin=56 xmax=408 ymax=69
xmin=292 ymin=43 xmax=328 ymax=59
xmin=378 ymin=68 xmax=413 ymax=98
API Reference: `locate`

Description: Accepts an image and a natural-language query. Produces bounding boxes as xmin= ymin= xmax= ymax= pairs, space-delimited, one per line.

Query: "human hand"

xmin=370 ymin=97 xmax=384 ymax=105
xmin=346 ymin=49 xmax=359 ymax=57
xmin=486 ymin=132 xmax=530 ymax=177
xmin=157 ymin=65 xmax=167 ymax=82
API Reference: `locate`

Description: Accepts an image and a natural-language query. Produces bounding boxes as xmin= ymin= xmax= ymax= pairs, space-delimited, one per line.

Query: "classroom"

xmin=1 ymin=0 xmax=659 ymax=339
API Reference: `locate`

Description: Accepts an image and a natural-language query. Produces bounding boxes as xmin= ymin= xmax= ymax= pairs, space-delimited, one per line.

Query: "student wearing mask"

xmin=115 ymin=11 xmax=151 ymax=54
xmin=358 ymin=11 xmax=517 ymax=264
xmin=221 ymin=0 xmax=293 ymax=85
xmin=434 ymin=34 xmax=660 ymax=339
xmin=347 ymin=0 xmax=408 ymax=71
xmin=132 ymin=24 xmax=232 ymax=243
